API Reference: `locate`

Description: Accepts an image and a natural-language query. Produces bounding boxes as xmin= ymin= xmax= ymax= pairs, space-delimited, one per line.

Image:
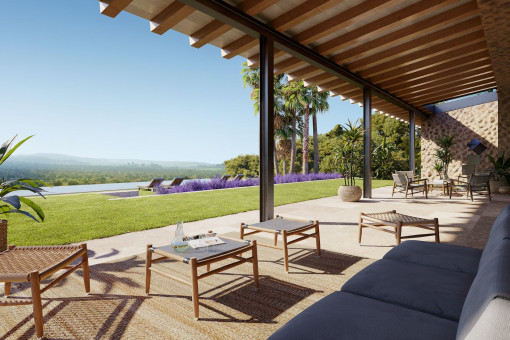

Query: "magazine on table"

xmin=188 ymin=236 xmax=225 ymax=249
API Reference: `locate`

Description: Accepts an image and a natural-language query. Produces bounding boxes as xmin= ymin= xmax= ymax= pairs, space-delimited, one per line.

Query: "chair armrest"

xmin=410 ymin=178 xmax=427 ymax=184
xmin=450 ymin=179 xmax=468 ymax=185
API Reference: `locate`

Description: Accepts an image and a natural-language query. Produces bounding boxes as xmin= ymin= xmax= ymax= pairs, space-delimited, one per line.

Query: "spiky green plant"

xmin=1 ymin=135 xmax=46 ymax=222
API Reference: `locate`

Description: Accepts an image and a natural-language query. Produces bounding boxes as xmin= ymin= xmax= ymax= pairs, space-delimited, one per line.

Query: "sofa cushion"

xmin=383 ymin=240 xmax=482 ymax=274
xmin=341 ymin=259 xmax=474 ymax=321
xmin=456 ymin=239 xmax=510 ymax=339
xmin=483 ymin=204 xmax=510 ymax=250
xmin=268 ymin=291 xmax=458 ymax=340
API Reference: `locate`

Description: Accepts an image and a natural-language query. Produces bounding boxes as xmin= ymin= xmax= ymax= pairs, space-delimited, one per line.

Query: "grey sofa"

xmin=269 ymin=205 xmax=510 ymax=340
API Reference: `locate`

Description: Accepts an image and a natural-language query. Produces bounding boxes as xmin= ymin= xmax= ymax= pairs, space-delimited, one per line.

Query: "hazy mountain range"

xmin=8 ymin=153 xmax=223 ymax=169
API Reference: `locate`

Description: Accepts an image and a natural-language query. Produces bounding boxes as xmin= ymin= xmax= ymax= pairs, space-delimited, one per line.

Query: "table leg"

xmin=274 ymin=233 xmax=278 ymax=246
xmin=145 ymin=244 xmax=152 ymax=295
xmin=396 ymin=222 xmax=403 ymax=245
xmin=30 ymin=271 xmax=44 ymax=339
xmin=81 ymin=244 xmax=90 ymax=294
xmin=240 ymin=223 xmax=245 ymax=240
xmin=252 ymin=240 xmax=259 ymax=289
xmin=314 ymin=221 xmax=321 ymax=256
xmin=190 ymin=258 xmax=200 ymax=320
xmin=358 ymin=214 xmax=363 ymax=243
xmin=282 ymin=230 xmax=289 ymax=273
xmin=434 ymin=218 xmax=440 ymax=243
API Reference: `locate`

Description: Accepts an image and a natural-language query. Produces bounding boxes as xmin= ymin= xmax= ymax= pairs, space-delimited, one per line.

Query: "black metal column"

xmin=259 ymin=35 xmax=274 ymax=221
xmin=363 ymin=87 xmax=372 ymax=199
xmin=409 ymin=111 xmax=416 ymax=172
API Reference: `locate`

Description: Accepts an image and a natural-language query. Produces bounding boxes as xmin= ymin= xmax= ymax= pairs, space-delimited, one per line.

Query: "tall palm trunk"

xmin=302 ymin=105 xmax=310 ymax=174
xmin=273 ymin=142 xmax=280 ymax=175
xmin=312 ymin=113 xmax=319 ymax=173
xmin=282 ymin=158 xmax=287 ymax=175
xmin=290 ymin=111 xmax=297 ymax=173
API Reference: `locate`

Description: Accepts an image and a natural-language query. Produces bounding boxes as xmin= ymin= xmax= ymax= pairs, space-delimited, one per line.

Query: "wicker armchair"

xmin=392 ymin=173 xmax=428 ymax=198
xmin=449 ymin=173 xmax=491 ymax=201
xmin=0 ymin=244 xmax=90 ymax=338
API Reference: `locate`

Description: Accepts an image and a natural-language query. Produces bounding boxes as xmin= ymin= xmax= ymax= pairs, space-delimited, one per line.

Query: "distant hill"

xmin=8 ymin=153 xmax=223 ymax=169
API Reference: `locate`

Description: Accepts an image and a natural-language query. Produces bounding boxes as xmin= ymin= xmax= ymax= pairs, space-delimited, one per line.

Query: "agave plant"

xmin=487 ymin=152 xmax=510 ymax=184
xmin=1 ymin=135 xmax=46 ymax=222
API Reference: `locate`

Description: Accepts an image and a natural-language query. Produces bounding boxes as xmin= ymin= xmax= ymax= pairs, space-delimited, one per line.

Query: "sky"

xmin=0 ymin=1 xmax=362 ymax=164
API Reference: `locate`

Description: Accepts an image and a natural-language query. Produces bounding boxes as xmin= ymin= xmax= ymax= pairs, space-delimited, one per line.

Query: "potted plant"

xmin=0 ymin=135 xmax=46 ymax=251
xmin=336 ymin=120 xmax=364 ymax=202
xmin=487 ymin=152 xmax=510 ymax=193
xmin=434 ymin=162 xmax=444 ymax=179
xmin=434 ymin=134 xmax=456 ymax=180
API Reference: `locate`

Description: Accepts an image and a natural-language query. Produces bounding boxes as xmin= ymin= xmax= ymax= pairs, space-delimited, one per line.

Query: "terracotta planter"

xmin=490 ymin=180 xmax=505 ymax=194
xmin=0 ymin=219 xmax=7 ymax=252
xmin=338 ymin=185 xmax=362 ymax=202
xmin=499 ymin=186 xmax=510 ymax=195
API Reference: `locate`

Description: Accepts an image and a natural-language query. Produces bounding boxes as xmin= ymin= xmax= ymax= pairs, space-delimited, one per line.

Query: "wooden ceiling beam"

xmin=316 ymin=0 xmax=459 ymax=56
xmin=393 ymin=68 xmax=495 ymax=97
xmin=280 ymin=2 xmax=479 ymax=82
xmin=377 ymin=50 xmax=491 ymax=89
xmin=246 ymin=0 xmax=401 ymax=65
xmin=330 ymin=1 xmax=480 ymax=65
xmin=415 ymin=83 xmax=498 ymax=106
xmin=367 ymin=40 xmax=488 ymax=84
xmin=189 ymin=0 xmax=278 ymax=48
xmin=150 ymin=1 xmax=196 ymax=35
xmin=303 ymin=73 xmax=337 ymax=86
xmin=385 ymin=63 xmax=494 ymax=93
xmin=221 ymin=0 xmax=340 ymax=59
xmin=404 ymin=77 xmax=496 ymax=101
xmin=287 ymin=66 xmax=323 ymax=81
xmin=346 ymin=16 xmax=483 ymax=71
xmin=358 ymin=31 xmax=486 ymax=79
xmin=99 ymin=0 xmax=133 ymax=18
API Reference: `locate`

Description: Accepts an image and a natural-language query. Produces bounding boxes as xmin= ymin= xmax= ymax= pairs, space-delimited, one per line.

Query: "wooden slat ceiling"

xmin=99 ymin=0 xmax=497 ymax=126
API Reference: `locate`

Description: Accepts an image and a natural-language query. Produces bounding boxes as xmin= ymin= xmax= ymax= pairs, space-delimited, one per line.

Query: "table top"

xmin=245 ymin=218 xmax=314 ymax=233
xmin=152 ymin=237 xmax=251 ymax=264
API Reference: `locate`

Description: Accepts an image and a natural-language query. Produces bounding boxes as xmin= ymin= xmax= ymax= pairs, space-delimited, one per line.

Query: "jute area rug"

xmin=0 ymin=235 xmax=374 ymax=339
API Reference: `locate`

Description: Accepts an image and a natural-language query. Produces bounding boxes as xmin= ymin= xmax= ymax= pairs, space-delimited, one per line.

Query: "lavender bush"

xmin=155 ymin=173 xmax=343 ymax=195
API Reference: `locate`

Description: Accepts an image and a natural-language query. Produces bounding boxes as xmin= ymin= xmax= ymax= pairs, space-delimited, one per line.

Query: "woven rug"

xmin=0 ymin=235 xmax=374 ymax=339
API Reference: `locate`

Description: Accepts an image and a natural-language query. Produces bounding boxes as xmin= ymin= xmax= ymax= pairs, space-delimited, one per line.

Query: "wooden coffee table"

xmin=359 ymin=210 xmax=440 ymax=245
xmin=145 ymin=237 xmax=259 ymax=319
xmin=240 ymin=216 xmax=320 ymax=272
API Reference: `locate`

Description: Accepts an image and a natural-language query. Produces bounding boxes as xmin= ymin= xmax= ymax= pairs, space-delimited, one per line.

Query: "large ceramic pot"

xmin=490 ymin=180 xmax=505 ymax=194
xmin=0 ymin=219 xmax=7 ymax=252
xmin=338 ymin=185 xmax=362 ymax=202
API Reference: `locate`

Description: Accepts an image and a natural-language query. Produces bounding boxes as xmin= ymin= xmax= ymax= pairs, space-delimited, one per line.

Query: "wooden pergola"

xmin=97 ymin=0 xmax=499 ymax=221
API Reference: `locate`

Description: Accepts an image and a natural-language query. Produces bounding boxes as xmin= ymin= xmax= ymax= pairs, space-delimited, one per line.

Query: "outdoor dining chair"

xmin=392 ymin=173 xmax=428 ymax=198
xmin=449 ymin=172 xmax=491 ymax=201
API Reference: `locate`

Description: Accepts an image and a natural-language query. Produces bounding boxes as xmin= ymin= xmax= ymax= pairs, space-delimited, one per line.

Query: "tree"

xmin=310 ymin=89 xmax=330 ymax=173
xmin=336 ymin=120 xmax=364 ymax=186
xmin=224 ymin=154 xmax=259 ymax=177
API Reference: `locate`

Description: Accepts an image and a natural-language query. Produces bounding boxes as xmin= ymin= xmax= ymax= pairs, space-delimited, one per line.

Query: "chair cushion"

xmin=268 ymin=291 xmax=458 ymax=340
xmin=383 ymin=240 xmax=482 ymax=275
xmin=483 ymin=204 xmax=510 ymax=250
xmin=341 ymin=259 xmax=474 ymax=321
xmin=456 ymin=239 xmax=510 ymax=339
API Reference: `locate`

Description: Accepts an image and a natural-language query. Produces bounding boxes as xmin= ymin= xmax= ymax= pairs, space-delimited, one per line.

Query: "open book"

xmin=188 ymin=236 xmax=225 ymax=249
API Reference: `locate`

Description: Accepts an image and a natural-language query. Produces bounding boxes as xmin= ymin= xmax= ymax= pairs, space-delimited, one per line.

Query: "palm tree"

xmin=310 ymin=89 xmax=330 ymax=173
xmin=242 ymin=62 xmax=286 ymax=175
xmin=282 ymin=81 xmax=304 ymax=174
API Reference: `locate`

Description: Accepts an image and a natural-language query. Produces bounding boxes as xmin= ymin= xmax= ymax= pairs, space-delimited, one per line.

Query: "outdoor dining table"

xmin=145 ymin=236 xmax=259 ymax=319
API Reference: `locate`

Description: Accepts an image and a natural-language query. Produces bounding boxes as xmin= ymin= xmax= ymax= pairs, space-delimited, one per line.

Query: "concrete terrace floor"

xmin=85 ymin=185 xmax=510 ymax=265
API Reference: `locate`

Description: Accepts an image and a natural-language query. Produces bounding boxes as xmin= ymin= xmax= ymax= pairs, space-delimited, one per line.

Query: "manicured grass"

xmin=7 ymin=179 xmax=392 ymax=246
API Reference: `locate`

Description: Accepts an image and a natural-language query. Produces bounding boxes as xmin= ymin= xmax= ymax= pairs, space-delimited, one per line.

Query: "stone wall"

xmin=477 ymin=0 xmax=510 ymax=155
xmin=421 ymin=101 xmax=498 ymax=180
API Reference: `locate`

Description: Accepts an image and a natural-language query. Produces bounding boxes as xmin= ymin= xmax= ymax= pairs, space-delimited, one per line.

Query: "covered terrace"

xmin=98 ymin=0 xmax=508 ymax=220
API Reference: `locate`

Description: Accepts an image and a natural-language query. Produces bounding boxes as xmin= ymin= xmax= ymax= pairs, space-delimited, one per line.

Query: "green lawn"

xmin=7 ymin=179 xmax=392 ymax=246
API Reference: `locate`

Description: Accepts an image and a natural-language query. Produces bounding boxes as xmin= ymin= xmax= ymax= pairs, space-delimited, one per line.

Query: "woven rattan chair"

xmin=392 ymin=173 xmax=428 ymax=198
xmin=0 ymin=244 xmax=90 ymax=338
xmin=449 ymin=173 xmax=491 ymax=201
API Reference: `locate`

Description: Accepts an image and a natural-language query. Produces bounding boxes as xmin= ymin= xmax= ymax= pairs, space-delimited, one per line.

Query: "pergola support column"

xmin=409 ymin=111 xmax=416 ymax=172
xmin=259 ymin=35 xmax=274 ymax=221
xmin=363 ymin=87 xmax=372 ymax=199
